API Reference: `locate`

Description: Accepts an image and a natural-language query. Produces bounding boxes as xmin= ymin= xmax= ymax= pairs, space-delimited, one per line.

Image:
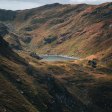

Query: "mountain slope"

xmin=0 ymin=37 xmax=38 ymax=112
xmin=0 ymin=37 xmax=86 ymax=112
xmin=0 ymin=2 xmax=112 ymax=63
xmin=0 ymin=2 xmax=112 ymax=112
xmin=0 ymin=36 xmax=112 ymax=112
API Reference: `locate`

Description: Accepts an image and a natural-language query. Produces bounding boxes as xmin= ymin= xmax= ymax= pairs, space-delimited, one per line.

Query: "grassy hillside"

xmin=0 ymin=37 xmax=112 ymax=112
xmin=0 ymin=2 xmax=112 ymax=112
xmin=0 ymin=3 xmax=111 ymax=63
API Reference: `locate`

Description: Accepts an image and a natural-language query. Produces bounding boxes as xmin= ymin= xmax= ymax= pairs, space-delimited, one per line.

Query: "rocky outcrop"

xmin=30 ymin=52 xmax=42 ymax=60
xmin=43 ymin=36 xmax=57 ymax=44
xmin=6 ymin=33 xmax=22 ymax=50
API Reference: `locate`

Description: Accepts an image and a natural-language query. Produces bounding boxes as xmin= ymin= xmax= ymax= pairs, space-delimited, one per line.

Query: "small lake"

xmin=40 ymin=55 xmax=79 ymax=61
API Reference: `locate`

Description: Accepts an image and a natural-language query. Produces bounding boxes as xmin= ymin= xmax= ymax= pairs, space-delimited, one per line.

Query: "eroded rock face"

xmin=0 ymin=23 xmax=22 ymax=50
xmin=6 ymin=33 xmax=22 ymax=50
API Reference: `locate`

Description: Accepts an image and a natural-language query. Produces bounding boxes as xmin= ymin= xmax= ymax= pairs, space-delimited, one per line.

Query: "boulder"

xmin=30 ymin=52 xmax=42 ymax=60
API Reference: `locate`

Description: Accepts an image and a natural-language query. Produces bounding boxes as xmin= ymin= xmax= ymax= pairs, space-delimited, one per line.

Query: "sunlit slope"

xmin=0 ymin=3 xmax=112 ymax=62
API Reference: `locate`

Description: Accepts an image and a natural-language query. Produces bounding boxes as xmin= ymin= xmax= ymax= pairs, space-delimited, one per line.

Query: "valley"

xmin=0 ymin=2 xmax=112 ymax=62
xmin=0 ymin=2 xmax=112 ymax=112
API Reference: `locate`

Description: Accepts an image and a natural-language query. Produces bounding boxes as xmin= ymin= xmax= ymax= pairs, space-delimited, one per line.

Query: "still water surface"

xmin=41 ymin=55 xmax=79 ymax=61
